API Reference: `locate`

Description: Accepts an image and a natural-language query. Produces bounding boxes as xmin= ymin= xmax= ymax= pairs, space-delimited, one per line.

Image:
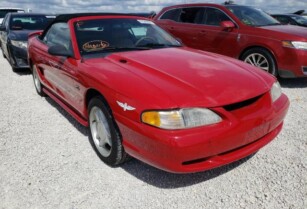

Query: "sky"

xmin=1 ymin=0 xmax=307 ymax=15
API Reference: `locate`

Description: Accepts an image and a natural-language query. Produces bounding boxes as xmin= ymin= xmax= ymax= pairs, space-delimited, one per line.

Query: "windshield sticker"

xmin=137 ymin=20 xmax=154 ymax=25
xmin=82 ymin=40 xmax=109 ymax=52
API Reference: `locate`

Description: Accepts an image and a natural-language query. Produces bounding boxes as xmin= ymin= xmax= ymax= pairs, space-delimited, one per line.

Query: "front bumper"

xmin=8 ymin=44 xmax=29 ymax=68
xmin=277 ymin=47 xmax=307 ymax=78
xmin=117 ymin=92 xmax=289 ymax=173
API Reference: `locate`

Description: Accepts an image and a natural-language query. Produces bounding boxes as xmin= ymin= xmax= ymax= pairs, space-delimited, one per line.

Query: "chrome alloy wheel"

xmin=89 ymin=106 xmax=112 ymax=157
xmin=33 ymin=66 xmax=42 ymax=92
xmin=244 ymin=53 xmax=269 ymax=72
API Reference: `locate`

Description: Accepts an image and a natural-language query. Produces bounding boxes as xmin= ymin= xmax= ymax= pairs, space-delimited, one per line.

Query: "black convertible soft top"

xmin=41 ymin=13 xmax=149 ymax=38
xmin=53 ymin=13 xmax=144 ymax=23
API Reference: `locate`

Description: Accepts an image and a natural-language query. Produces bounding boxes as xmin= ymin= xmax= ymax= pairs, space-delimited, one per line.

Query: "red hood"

xmin=260 ymin=25 xmax=307 ymax=39
xmin=87 ymin=47 xmax=274 ymax=108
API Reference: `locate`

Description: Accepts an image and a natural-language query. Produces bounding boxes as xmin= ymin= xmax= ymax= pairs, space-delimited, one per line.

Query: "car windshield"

xmin=74 ymin=18 xmax=182 ymax=55
xmin=290 ymin=15 xmax=307 ymax=25
xmin=10 ymin=15 xmax=52 ymax=30
xmin=226 ymin=5 xmax=280 ymax=26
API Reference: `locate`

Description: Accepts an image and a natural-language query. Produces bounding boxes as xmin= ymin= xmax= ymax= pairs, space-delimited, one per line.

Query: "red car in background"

xmin=154 ymin=3 xmax=307 ymax=78
xmin=28 ymin=14 xmax=289 ymax=173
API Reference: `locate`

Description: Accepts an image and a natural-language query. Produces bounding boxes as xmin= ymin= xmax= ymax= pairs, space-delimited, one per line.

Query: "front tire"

xmin=241 ymin=47 xmax=277 ymax=76
xmin=88 ymin=96 xmax=128 ymax=166
xmin=1 ymin=48 xmax=6 ymax=58
xmin=32 ymin=65 xmax=46 ymax=97
xmin=7 ymin=47 xmax=16 ymax=71
xmin=12 ymin=67 xmax=18 ymax=72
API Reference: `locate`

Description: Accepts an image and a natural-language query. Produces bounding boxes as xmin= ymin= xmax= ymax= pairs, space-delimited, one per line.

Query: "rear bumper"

xmin=117 ymin=93 xmax=289 ymax=173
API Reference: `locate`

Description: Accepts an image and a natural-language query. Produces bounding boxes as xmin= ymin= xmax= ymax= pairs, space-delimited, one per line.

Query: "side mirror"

xmin=48 ymin=45 xmax=73 ymax=57
xmin=220 ymin=21 xmax=236 ymax=30
xmin=28 ymin=30 xmax=43 ymax=39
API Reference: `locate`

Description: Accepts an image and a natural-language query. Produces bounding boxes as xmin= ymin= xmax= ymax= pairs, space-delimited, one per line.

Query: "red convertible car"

xmin=28 ymin=14 xmax=289 ymax=173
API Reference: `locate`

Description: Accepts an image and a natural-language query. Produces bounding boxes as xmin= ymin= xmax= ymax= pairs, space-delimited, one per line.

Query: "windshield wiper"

xmin=267 ymin=23 xmax=281 ymax=26
xmin=137 ymin=43 xmax=182 ymax=48
xmin=98 ymin=47 xmax=152 ymax=52
xmin=257 ymin=23 xmax=281 ymax=27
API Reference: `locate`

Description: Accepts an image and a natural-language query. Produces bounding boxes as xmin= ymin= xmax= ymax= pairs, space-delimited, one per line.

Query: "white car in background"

xmin=0 ymin=8 xmax=25 ymax=24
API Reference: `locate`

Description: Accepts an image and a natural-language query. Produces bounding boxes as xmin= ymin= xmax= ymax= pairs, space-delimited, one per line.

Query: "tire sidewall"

xmin=7 ymin=46 xmax=16 ymax=69
xmin=1 ymin=45 xmax=6 ymax=58
xmin=242 ymin=48 xmax=277 ymax=76
xmin=32 ymin=65 xmax=45 ymax=96
xmin=88 ymin=97 xmax=124 ymax=166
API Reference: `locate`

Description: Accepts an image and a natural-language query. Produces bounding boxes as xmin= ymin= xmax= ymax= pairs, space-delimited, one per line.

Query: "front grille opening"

xmin=223 ymin=95 xmax=262 ymax=111
xmin=182 ymin=135 xmax=265 ymax=166
xmin=182 ymin=157 xmax=211 ymax=165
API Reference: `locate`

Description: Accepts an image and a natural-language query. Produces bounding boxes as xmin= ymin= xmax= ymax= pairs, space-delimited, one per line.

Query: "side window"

xmin=204 ymin=8 xmax=231 ymax=26
xmin=288 ymin=18 xmax=297 ymax=25
xmin=274 ymin=16 xmax=290 ymax=24
xmin=42 ymin=22 xmax=72 ymax=52
xmin=160 ymin=9 xmax=181 ymax=21
xmin=42 ymin=26 xmax=56 ymax=44
xmin=179 ymin=7 xmax=204 ymax=24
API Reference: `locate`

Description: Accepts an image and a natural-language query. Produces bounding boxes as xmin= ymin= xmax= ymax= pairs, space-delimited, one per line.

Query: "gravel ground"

xmin=0 ymin=50 xmax=306 ymax=209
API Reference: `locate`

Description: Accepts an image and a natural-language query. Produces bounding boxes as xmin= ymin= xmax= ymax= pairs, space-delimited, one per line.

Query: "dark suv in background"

xmin=272 ymin=14 xmax=307 ymax=27
xmin=154 ymin=3 xmax=307 ymax=78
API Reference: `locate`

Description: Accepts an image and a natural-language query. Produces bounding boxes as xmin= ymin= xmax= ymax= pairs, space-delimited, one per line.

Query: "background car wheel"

xmin=1 ymin=49 xmax=6 ymax=58
xmin=88 ymin=96 xmax=129 ymax=166
xmin=7 ymin=47 xmax=18 ymax=72
xmin=241 ymin=47 xmax=277 ymax=76
xmin=32 ymin=65 xmax=46 ymax=97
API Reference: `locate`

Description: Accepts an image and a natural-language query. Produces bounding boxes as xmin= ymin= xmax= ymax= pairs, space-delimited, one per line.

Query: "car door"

xmin=39 ymin=22 xmax=84 ymax=112
xmin=155 ymin=8 xmax=182 ymax=37
xmin=156 ymin=7 xmax=206 ymax=49
xmin=198 ymin=7 xmax=239 ymax=57
xmin=156 ymin=6 xmax=240 ymax=57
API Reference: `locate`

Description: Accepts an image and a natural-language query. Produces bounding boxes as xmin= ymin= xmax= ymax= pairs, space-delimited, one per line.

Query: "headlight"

xmin=141 ymin=108 xmax=222 ymax=130
xmin=10 ymin=40 xmax=28 ymax=50
xmin=282 ymin=41 xmax=307 ymax=50
xmin=270 ymin=81 xmax=282 ymax=102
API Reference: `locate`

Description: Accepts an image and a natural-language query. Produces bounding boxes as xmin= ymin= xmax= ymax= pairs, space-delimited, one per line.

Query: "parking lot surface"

xmin=0 ymin=50 xmax=306 ymax=209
